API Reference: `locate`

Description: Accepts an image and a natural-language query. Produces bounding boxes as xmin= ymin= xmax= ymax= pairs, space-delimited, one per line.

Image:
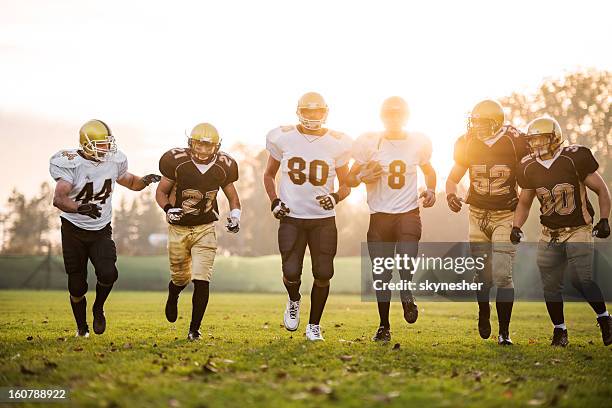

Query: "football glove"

xmin=359 ymin=161 xmax=383 ymax=184
xmin=77 ymin=203 xmax=102 ymax=219
xmin=592 ymin=218 xmax=610 ymax=238
xmin=165 ymin=207 xmax=184 ymax=224
xmin=141 ymin=174 xmax=162 ymax=186
xmin=510 ymin=226 xmax=524 ymax=245
xmin=446 ymin=193 xmax=463 ymax=213
xmin=316 ymin=193 xmax=340 ymax=211
xmin=225 ymin=208 xmax=241 ymax=233
xmin=419 ymin=189 xmax=436 ymax=208
xmin=271 ymin=199 xmax=290 ymax=219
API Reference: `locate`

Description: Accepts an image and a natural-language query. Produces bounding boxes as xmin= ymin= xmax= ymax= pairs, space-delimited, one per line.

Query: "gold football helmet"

xmin=526 ymin=117 xmax=563 ymax=160
xmin=79 ymin=119 xmax=117 ymax=161
xmin=188 ymin=123 xmax=221 ymax=163
xmin=380 ymin=96 xmax=409 ymax=131
xmin=297 ymin=92 xmax=328 ymax=130
xmin=467 ymin=100 xmax=505 ymax=141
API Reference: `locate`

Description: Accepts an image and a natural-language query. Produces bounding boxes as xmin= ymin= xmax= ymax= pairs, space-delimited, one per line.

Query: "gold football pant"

xmin=468 ymin=207 xmax=516 ymax=289
xmin=167 ymin=223 xmax=217 ymax=286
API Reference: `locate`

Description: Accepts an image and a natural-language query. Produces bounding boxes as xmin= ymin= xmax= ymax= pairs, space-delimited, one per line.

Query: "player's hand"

xmin=226 ymin=217 xmax=240 ymax=233
xmin=165 ymin=207 xmax=184 ymax=224
xmin=359 ymin=161 xmax=383 ymax=184
xmin=592 ymin=218 xmax=610 ymax=238
xmin=419 ymin=189 xmax=436 ymax=208
xmin=141 ymin=174 xmax=161 ymax=186
xmin=316 ymin=193 xmax=339 ymax=211
xmin=271 ymin=198 xmax=290 ymax=219
xmin=510 ymin=226 xmax=524 ymax=245
xmin=446 ymin=193 xmax=463 ymax=213
xmin=77 ymin=203 xmax=102 ymax=219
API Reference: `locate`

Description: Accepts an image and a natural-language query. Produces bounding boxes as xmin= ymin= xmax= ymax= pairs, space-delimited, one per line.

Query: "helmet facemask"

xmin=189 ymin=138 xmax=220 ymax=164
xmin=297 ymin=107 xmax=328 ymax=131
xmin=467 ymin=117 xmax=501 ymax=141
xmin=527 ymin=133 xmax=560 ymax=160
xmin=82 ymin=134 xmax=117 ymax=162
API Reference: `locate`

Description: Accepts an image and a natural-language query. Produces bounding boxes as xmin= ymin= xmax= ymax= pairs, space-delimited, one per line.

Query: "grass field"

xmin=0 ymin=291 xmax=611 ymax=407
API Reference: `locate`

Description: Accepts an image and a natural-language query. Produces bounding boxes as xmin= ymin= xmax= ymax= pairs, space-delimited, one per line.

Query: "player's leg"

xmin=468 ymin=207 xmax=493 ymax=339
xmin=565 ymin=227 xmax=611 ymax=345
xmin=306 ymin=217 xmax=337 ymax=341
xmin=88 ymin=224 xmax=119 ymax=335
xmin=490 ymin=211 xmax=516 ymax=345
xmin=279 ymin=217 xmax=308 ymax=331
xmin=536 ymin=238 xmax=568 ymax=346
xmin=189 ymin=223 xmax=217 ymax=340
xmin=166 ymin=225 xmax=193 ymax=323
xmin=60 ymin=219 xmax=90 ymax=337
xmin=395 ymin=210 xmax=421 ymax=324
xmin=367 ymin=213 xmax=394 ymax=340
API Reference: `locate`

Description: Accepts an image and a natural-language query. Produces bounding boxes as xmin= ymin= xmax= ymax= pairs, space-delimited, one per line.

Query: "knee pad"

xmin=97 ymin=267 xmax=118 ymax=286
xmin=283 ymin=276 xmax=301 ymax=287
xmin=172 ymin=275 xmax=191 ymax=287
xmin=313 ymin=256 xmax=334 ymax=282
xmin=68 ymin=274 xmax=88 ymax=298
xmin=70 ymin=294 xmax=86 ymax=303
xmin=313 ymin=278 xmax=330 ymax=288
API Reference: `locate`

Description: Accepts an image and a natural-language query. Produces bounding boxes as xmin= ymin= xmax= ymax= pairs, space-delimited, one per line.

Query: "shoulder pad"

xmin=110 ymin=150 xmax=127 ymax=164
xmin=217 ymin=151 xmax=235 ymax=163
xmin=329 ymin=129 xmax=347 ymax=140
xmin=279 ymin=125 xmax=296 ymax=133
xmin=501 ymin=125 xmax=524 ymax=138
xmin=520 ymin=154 xmax=534 ymax=164
xmin=50 ymin=149 xmax=82 ymax=168
xmin=562 ymin=144 xmax=587 ymax=153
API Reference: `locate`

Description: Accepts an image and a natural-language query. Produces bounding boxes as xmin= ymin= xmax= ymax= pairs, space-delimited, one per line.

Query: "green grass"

xmin=0 ymin=291 xmax=610 ymax=407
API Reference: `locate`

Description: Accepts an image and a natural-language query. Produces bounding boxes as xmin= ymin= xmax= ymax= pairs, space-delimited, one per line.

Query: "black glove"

xmin=77 ymin=203 xmax=102 ymax=219
xmin=592 ymin=218 xmax=610 ymax=239
xmin=271 ymin=198 xmax=290 ymax=219
xmin=141 ymin=174 xmax=162 ymax=186
xmin=446 ymin=193 xmax=463 ymax=213
xmin=510 ymin=226 xmax=524 ymax=245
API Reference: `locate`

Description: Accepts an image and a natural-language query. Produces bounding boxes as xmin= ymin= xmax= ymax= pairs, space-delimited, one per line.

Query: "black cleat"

xmin=92 ymin=307 xmax=106 ymax=335
xmin=76 ymin=325 xmax=90 ymax=338
xmin=372 ymin=326 xmax=391 ymax=342
xmin=551 ymin=328 xmax=569 ymax=347
xmin=498 ymin=330 xmax=513 ymax=345
xmin=478 ymin=304 xmax=491 ymax=339
xmin=402 ymin=300 xmax=418 ymax=324
xmin=187 ymin=329 xmax=201 ymax=341
xmin=597 ymin=315 xmax=612 ymax=346
xmin=165 ymin=294 xmax=178 ymax=323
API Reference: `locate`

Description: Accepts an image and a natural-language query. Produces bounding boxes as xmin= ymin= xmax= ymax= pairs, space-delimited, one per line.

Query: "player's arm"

xmin=155 ymin=177 xmax=175 ymax=210
xmin=419 ymin=163 xmax=437 ymax=208
xmin=222 ymin=182 xmax=241 ymax=210
xmin=117 ymin=172 xmax=161 ymax=191
xmin=445 ymin=164 xmax=468 ymax=212
xmin=263 ymin=155 xmax=280 ymax=202
xmin=346 ymin=162 xmax=363 ymax=188
xmin=52 ymin=179 xmax=79 ymax=213
xmin=584 ymin=172 xmax=611 ymax=238
xmin=509 ymin=188 xmax=536 ymax=244
xmin=316 ymin=164 xmax=350 ymax=210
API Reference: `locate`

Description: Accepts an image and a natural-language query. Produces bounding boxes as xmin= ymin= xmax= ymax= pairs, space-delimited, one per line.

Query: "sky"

xmin=1 ymin=0 xmax=611 ymax=202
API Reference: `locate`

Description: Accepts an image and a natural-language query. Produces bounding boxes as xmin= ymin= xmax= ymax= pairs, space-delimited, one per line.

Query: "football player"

xmin=346 ymin=96 xmax=437 ymax=342
xmin=156 ymin=123 xmax=241 ymax=341
xmin=445 ymin=100 xmax=528 ymax=345
xmin=50 ymin=119 xmax=161 ymax=337
xmin=512 ymin=116 xmax=611 ymax=347
xmin=263 ymin=92 xmax=352 ymax=341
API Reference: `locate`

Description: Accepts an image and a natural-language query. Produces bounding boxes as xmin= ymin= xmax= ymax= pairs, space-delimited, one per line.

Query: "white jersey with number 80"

xmin=266 ymin=125 xmax=352 ymax=219
xmin=49 ymin=149 xmax=128 ymax=230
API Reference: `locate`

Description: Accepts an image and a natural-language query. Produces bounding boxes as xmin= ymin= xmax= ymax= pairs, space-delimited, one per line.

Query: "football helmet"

xmin=297 ymin=92 xmax=328 ymax=131
xmin=380 ymin=96 xmax=409 ymax=131
xmin=188 ymin=123 xmax=221 ymax=163
xmin=525 ymin=117 xmax=563 ymax=160
xmin=79 ymin=119 xmax=117 ymax=161
xmin=467 ymin=100 xmax=505 ymax=141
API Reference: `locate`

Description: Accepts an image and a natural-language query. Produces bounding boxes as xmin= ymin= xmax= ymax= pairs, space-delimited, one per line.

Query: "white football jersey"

xmin=266 ymin=125 xmax=352 ymax=219
xmin=352 ymin=132 xmax=432 ymax=214
xmin=49 ymin=149 xmax=128 ymax=230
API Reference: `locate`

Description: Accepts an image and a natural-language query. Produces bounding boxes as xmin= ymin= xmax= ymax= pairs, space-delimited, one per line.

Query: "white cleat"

xmin=75 ymin=326 xmax=90 ymax=338
xmin=283 ymin=298 xmax=300 ymax=331
xmin=305 ymin=324 xmax=324 ymax=341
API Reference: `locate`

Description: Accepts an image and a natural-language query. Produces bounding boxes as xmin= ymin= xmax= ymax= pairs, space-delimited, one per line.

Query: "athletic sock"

xmin=70 ymin=296 xmax=87 ymax=329
xmin=554 ymin=323 xmax=567 ymax=330
xmin=190 ymin=280 xmax=210 ymax=332
xmin=308 ymin=283 xmax=330 ymax=325
xmin=377 ymin=301 xmax=391 ymax=328
xmin=284 ymin=279 xmax=301 ymax=302
xmin=496 ymin=288 xmax=514 ymax=332
xmin=597 ymin=311 xmax=610 ymax=318
xmin=545 ymin=302 xmax=565 ymax=326
xmin=93 ymin=282 xmax=113 ymax=311
xmin=168 ymin=280 xmax=187 ymax=299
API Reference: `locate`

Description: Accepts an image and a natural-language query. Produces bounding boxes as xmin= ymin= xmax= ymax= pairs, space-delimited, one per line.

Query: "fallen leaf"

xmin=20 ymin=365 xmax=36 ymax=375
xmin=168 ymin=398 xmax=180 ymax=407
xmin=123 ymin=343 xmax=133 ymax=349
xmin=502 ymin=389 xmax=513 ymax=399
xmin=310 ymin=385 xmax=333 ymax=395
xmin=392 ymin=343 xmax=401 ymax=350
xmin=339 ymin=355 xmax=353 ymax=362
xmin=73 ymin=346 xmax=83 ymax=352
xmin=26 ymin=336 xmax=33 ymax=341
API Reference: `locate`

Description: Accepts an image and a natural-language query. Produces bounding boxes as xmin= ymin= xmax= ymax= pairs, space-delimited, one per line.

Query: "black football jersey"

xmin=159 ymin=149 xmax=239 ymax=226
xmin=454 ymin=126 xmax=529 ymax=211
xmin=517 ymin=145 xmax=598 ymax=229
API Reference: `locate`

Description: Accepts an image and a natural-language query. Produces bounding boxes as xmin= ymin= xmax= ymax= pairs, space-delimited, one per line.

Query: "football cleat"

xmin=92 ymin=307 xmax=106 ymax=335
xmin=498 ymin=330 xmax=513 ymax=346
xmin=283 ymin=298 xmax=300 ymax=332
xmin=372 ymin=326 xmax=391 ymax=342
xmin=597 ymin=315 xmax=612 ymax=346
xmin=187 ymin=329 xmax=202 ymax=341
xmin=165 ymin=293 xmax=179 ymax=323
xmin=402 ymin=300 xmax=418 ymax=324
xmin=551 ymin=328 xmax=569 ymax=347
xmin=478 ymin=304 xmax=491 ymax=339
xmin=76 ymin=326 xmax=90 ymax=338
xmin=305 ymin=324 xmax=324 ymax=341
